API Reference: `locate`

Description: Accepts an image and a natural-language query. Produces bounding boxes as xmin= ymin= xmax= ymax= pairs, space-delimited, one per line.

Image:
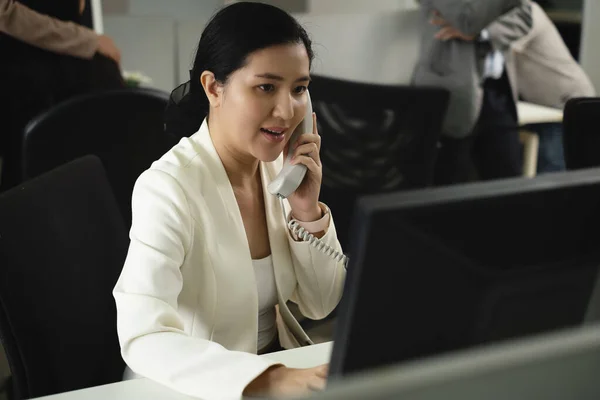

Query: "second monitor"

xmin=329 ymin=169 xmax=600 ymax=379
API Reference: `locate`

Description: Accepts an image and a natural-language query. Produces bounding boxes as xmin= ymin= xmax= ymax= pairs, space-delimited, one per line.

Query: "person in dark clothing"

xmin=0 ymin=0 xmax=125 ymax=190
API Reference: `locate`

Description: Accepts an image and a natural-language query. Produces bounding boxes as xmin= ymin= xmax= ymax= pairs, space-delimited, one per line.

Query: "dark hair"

xmin=164 ymin=2 xmax=314 ymax=138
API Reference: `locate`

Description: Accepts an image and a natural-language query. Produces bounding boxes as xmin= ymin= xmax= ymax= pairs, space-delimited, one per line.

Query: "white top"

xmin=517 ymin=101 xmax=563 ymax=126
xmin=252 ymin=255 xmax=278 ymax=352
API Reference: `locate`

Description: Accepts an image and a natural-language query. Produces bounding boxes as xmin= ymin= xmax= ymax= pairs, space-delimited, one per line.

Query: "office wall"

xmin=102 ymin=0 xmax=222 ymax=92
xmin=103 ymin=0 xmax=222 ymax=17
xmin=128 ymin=0 xmax=222 ymax=19
xmin=309 ymin=0 xmax=417 ymax=13
xmin=176 ymin=16 xmax=215 ymax=86
xmin=295 ymin=9 xmax=420 ymax=85
xmin=174 ymin=9 xmax=421 ymax=88
xmin=102 ymin=0 xmax=129 ymax=14
xmin=103 ymin=16 xmax=176 ymax=92
xmin=106 ymin=0 xmax=420 ymax=91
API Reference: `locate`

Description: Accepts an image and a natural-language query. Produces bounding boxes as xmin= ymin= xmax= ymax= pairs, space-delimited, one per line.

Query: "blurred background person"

xmin=489 ymin=0 xmax=595 ymax=174
xmin=0 ymin=0 xmax=120 ymax=62
xmin=0 ymin=0 xmax=125 ymax=190
xmin=413 ymin=0 xmax=532 ymax=185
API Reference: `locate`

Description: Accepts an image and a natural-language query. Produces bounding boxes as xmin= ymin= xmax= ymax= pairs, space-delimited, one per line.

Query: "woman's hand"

xmin=243 ymin=364 xmax=328 ymax=398
xmin=286 ymin=112 xmax=323 ymax=222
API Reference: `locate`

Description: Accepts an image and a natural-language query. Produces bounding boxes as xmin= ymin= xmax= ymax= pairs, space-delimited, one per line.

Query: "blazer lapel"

xmin=193 ymin=120 xmax=248 ymax=249
xmin=190 ymin=120 xmax=260 ymax=349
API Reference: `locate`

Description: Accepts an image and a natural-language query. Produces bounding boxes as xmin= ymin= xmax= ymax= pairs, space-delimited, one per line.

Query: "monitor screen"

xmin=329 ymin=170 xmax=600 ymax=378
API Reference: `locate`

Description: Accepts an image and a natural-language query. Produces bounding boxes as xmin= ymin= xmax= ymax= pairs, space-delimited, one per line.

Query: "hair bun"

xmin=164 ymin=80 xmax=208 ymax=138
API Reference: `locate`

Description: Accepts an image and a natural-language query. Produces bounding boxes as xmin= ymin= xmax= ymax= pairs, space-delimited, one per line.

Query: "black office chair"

xmin=563 ymin=97 xmax=600 ymax=170
xmin=21 ymin=87 xmax=179 ymax=229
xmin=308 ymin=75 xmax=450 ymax=249
xmin=0 ymin=156 xmax=128 ymax=400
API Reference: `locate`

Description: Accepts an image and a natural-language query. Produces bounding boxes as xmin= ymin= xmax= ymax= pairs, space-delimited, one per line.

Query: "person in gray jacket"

xmin=489 ymin=1 xmax=595 ymax=173
xmin=413 ymin=0 xmax=532 ymax=185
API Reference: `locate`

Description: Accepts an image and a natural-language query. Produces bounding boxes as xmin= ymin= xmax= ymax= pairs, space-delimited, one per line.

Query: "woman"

xmin=0 ymin=0 xmax=124 ymax=190
xmin=113 ymin=2 xmax=346 ymax=399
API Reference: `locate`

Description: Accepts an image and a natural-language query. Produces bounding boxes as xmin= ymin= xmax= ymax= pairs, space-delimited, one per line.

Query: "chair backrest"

xmin=0 ymin=156 xmax=128 ymax=399
xmin=22 ymin=87 xmax=179 ymax=229
xmin=308 ymin=75 xmax=449 ymax=248
xmin=563 ymin=97 xmax=600 ymax=171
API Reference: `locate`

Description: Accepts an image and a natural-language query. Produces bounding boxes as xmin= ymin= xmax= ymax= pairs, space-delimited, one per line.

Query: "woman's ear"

xmin=200 ymin=71 xmax=223 ymax=108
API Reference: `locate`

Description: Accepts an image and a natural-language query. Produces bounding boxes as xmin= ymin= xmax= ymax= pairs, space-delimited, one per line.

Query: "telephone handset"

xmin=267 ymin=91 xmax=313 ymax=199
xmin=267 ymin=90 xmax=349 ymax=268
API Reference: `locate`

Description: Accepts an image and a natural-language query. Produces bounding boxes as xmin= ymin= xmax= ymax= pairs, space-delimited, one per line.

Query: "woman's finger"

xmin=291 ymin=154 xmax=320 ymax=173
xmin=295 ymin=132 xmax=321 ymax=147
xmin=293 ymin=143 xmax=321 ymax=167
xmin=293 ymin=142 xmax=319 ymax=159
xmin=315 ymin=364 xmax=329 ymax=379
xmin=307 ymin=375 xmax=326 ymax=392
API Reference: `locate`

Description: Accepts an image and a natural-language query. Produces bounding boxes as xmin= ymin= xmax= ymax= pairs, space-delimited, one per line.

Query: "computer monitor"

xmin=317 ymin=323 xmax=600 ymax=399
xmin=328 ymin=169 xmax=600 ymax=379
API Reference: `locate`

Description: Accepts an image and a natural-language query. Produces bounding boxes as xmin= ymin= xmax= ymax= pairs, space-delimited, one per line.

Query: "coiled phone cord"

xmin=279 ymin=196 xmax=349 ymax=269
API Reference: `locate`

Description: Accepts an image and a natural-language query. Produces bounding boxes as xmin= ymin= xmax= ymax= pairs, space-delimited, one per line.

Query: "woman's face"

xmin=214 ymin=43 xmax=311 ymax=163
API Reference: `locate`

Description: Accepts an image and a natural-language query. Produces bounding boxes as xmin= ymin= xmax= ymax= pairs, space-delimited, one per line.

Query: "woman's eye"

xmin=259 ymin=84 xmax=275 ymax=92
xmin=294 ymin=86 xmax=308 ymax=94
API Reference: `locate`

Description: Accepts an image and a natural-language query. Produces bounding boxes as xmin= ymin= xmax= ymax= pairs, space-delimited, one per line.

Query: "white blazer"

xmin=113 ymin=119 xmax=346 ymax=399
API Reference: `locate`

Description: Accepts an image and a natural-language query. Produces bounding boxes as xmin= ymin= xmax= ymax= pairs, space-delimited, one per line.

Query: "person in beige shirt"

xmin=0 ymin=0 xmax=125 ymax=191
xmin=488 ymin=1 xmax=595 ymax=173
xmin=0 ymin=0 xmax=120 ymax=63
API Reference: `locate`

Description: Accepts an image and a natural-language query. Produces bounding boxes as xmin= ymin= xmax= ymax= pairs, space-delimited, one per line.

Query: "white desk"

xmin=262 ymin=341 xmax=332 ymax=369
xmin=516 ymin=102 xmax=564 ymax=178
xmin=33 ymin=342 xmax=333 ymax=400
xmin=517 ymin=101 xmax=563 ymax=126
